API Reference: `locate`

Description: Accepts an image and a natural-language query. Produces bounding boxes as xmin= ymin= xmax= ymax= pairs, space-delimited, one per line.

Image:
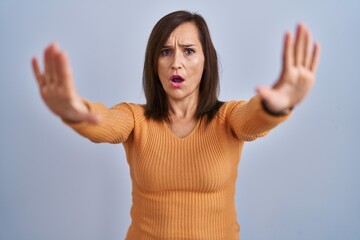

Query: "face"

xmin=157 ymin=22 xmax=205 ymax=102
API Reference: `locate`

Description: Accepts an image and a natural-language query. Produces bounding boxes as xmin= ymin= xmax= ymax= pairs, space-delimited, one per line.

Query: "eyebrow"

xmin=162 ymin=44 xmax=197 ymax=48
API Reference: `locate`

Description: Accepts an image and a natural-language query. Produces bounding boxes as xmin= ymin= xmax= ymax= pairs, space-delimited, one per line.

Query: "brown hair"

xmin=143 ymin=10 xmax=223 ymax=123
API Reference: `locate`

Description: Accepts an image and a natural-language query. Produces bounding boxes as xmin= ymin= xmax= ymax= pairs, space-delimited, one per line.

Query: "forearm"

xmin=64 ymin=101 xmax=134 ymax=144
xmin=228 ymin=95 xmax=290 ymax=141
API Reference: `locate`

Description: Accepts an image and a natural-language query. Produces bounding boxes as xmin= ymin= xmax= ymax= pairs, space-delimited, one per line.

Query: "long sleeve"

xmin=227 ymin=95 xmax=290 ymax=141
xmin=61 ymin=98 xmax=290 ymax=239
xmin=64 ymin=101 xmax=135 ymax=144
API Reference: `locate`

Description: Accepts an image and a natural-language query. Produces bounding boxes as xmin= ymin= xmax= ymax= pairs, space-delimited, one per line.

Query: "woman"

xmin=32 ymin=10 xmax=320 ymax=240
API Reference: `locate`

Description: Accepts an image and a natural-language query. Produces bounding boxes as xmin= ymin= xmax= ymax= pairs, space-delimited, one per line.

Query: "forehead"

xmin=165 ymin=22 xmax=201 ymax=44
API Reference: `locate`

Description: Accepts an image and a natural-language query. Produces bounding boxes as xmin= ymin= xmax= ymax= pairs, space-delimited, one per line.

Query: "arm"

xmin=228 ymin=24 xmax=320 ymax=141
xmin=64 ymin=101 xmax=135 ymax=144
xmin=227 ymin=96 xmax=289 ymax=141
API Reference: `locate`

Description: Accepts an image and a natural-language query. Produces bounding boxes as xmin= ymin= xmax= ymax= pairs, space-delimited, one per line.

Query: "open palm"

xmin=257 ymin=24 xmax=320 ymax=113
xmin=32 ymin=44 xmax=100 ymax=123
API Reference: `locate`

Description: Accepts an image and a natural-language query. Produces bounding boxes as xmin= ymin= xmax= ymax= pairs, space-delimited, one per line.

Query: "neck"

xmin=167 ymin=96 xmax=198 ymax=120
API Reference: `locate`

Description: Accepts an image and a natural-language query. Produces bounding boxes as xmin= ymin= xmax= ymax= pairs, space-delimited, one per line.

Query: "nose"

xmin=171 ymin=64 xmax=181 ymax=70
xmin=171 ymin=51 xmax=182 ymax=70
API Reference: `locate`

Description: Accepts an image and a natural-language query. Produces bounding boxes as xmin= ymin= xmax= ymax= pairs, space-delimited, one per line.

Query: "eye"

xmin=184 ymin=48 xmax=195 ymax=55
xmin=160 ymin=49 xmax=172 ymax=56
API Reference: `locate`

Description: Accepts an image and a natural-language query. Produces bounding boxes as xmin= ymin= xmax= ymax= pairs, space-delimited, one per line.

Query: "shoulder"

xmin=216 ymin=100 xmax=248 ymax=122
xmin=112 ymin=102 xmax=147 ymax=127
xmin=111 ymin=102 xmax=145 ymax=115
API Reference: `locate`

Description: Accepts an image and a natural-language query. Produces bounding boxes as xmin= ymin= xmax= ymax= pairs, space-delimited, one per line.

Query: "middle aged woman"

xmin=32 ymin=10 xmax=320 ymax=240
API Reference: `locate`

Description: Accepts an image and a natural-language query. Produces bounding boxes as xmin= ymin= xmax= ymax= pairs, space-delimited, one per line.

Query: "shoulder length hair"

xmin=143 ymin=10 xmax=223 ymax=123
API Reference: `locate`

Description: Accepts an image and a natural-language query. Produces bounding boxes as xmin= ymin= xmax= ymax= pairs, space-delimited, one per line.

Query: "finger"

xmin=310 ymin=42 xmax=321 ymax=73
xmin=283 ymin=31 xmax=294 ymax=70
xmin=303 ymin=26 xmax=312 ymax=68
xmin=44 ymin=43 xmax=58 ymax=84
xmin=54 ymin=51 xmax=74 ymax=90
xmin=295 ymin=24 xmax=305 ymax=66
xmin=44 ymin=45 xmax=52 ymax=83
xmin=51 ymin=46 xmax=61 ymax=85
xmin=31 ymin=57 xmax=45 ymax=86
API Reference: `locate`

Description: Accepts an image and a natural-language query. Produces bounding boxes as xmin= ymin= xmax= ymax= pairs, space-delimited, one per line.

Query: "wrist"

xmin=261 ymin=100 xmax=293 ymax=116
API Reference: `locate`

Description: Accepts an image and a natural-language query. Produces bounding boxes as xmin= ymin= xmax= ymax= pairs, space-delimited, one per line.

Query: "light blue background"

xmin=1 ymin=0 xmax=359 ymax=239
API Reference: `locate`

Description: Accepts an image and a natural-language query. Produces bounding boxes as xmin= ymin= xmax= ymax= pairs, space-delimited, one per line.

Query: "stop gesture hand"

xmin=257 ymin=24 xmax=320 ymax=113
xmin=32 ymin=43 xmax=101 ymax=123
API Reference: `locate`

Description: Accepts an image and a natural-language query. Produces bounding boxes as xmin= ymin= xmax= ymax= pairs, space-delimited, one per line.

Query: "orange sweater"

xmin=67 ymin=95 xmax=288 ymax=239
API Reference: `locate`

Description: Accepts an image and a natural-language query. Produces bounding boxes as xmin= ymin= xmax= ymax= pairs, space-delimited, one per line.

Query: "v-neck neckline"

xmin=163 ymin=119 xmax=201 ymax=140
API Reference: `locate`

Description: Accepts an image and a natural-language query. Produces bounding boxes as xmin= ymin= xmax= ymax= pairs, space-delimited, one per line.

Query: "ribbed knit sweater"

xmin=67 ymin=95 xmax=289 ymax=239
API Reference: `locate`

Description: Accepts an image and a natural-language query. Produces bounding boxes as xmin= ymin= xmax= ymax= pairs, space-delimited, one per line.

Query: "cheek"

xmin=158 ymin=59 xmax=170 ymax=75
xmin=191 ymin=59 xmax=205 ymax=77
xmin=157 ymin=62 xmax=166 ymax=79
xmin=194 ymin=54 xmax=205 ymax=69
xmin=157 ymin=68 xmax=169 ymax=88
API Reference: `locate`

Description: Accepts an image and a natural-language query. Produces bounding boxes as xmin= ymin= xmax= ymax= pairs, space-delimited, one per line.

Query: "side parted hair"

xmin=143 ymin=10 xmax=223 ymax=123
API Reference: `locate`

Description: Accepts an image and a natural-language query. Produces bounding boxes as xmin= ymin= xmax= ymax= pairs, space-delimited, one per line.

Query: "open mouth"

xmin=170 ymin=75 xmax=184 ymax=83
xmin=170 ymin=75 xmax=184 ymax=88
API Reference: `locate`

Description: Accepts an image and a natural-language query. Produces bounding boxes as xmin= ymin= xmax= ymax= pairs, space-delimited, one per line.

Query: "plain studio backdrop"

xmin=0 ymin=0 xmax=359 ymax=239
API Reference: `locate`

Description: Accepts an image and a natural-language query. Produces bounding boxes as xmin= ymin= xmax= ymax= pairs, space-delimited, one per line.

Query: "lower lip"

xmin=170 ymin=81 xmax=183 ymax=88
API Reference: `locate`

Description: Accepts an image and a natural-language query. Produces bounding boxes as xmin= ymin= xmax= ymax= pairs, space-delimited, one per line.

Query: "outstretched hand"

xmin=256 ymin=23 xmax=320 ymax=113
xmin=32 ymin=43 xmax=101 ymax=123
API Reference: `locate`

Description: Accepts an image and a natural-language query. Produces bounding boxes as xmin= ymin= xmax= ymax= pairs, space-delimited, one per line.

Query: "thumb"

xmin=256 ymin=85 xmax=274 ymax=102
xmin=83 ymin=112 xmax=102 ymax=124
xmin=256 ymin=86 xmax=290 ymax=112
